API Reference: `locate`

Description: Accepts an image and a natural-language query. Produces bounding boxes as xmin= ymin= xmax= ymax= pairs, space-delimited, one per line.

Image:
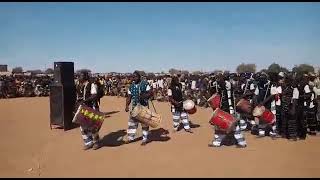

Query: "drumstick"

xmin=233 ymin=91 xmax=237 ymax=115
xmin=220 ymin=92 xmax=223 ymax=109
xmin=243 ymin=79 xmax=249 ymax=95
xmin=263 ymin=81 xmax=270 ymax=101
xmin=150 ymin=99 xmax=157 ymax=113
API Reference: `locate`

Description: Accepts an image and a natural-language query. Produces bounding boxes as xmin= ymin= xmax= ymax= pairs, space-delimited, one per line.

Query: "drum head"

xmin=183 ymin=100 xmax=195 ymax=110
xmin=253 ymin=106 xmax=265 ymax=117
xmin=131 ymin=105 xmax=141 ymax=118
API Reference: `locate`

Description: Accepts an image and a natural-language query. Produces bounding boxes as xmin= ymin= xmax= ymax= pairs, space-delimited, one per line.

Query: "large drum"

xmin=183 ymin=99 xmax=197 ymax=114
xmin=236 ymin=98 xmax=252 ymax=114
xmin=209 ymin=108 xmax=238 ymax=133
xmin=72 ymin=104 xmax=105 ymax=132
xmin=131 ymin=104 xmax=162 ymax=128
xmin=207 ymin=93 xmax=221 ymax=110
xmin=253 ymin=106 xmax=275 ymax=124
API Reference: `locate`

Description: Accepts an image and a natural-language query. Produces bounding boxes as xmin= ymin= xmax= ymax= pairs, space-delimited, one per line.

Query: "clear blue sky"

xmin=1 ymin=2 xmax=319 ymax=73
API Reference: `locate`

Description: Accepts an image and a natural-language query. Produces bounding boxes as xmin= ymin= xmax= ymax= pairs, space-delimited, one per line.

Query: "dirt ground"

xmin=1 ymin=96 xmax=320 ymax=178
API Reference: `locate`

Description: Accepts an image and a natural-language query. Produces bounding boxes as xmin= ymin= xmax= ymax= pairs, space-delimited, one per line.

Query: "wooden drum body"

xmin=236 ymin=98 xmax=252 ymax=114
xmin=131 ymin=104 xmax=162 ymax=128
xmin=72 ymin=104 xmax=105 ymax=132
xmin=209 ymin=108 xmax=238 ymax=133
xmin=253 ymin=106 xmax=275 ymax=125
xmin=207 ymin=93 xmax=221 ymax=111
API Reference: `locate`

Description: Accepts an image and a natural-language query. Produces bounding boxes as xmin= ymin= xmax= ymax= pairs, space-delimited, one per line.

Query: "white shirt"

xmin=293 ymin=88 xmax=299 ymax=100
xmin=181 ymin=82 xmax=186 ymax=91
xmin=91 ymin=83 xmax=98 ymax=95
xmin=250 ymin=83 xmax=256 ymax=90
xmin=148 ymin=80 xmax=153 ymax=86
xmin=271 ymin=85 xmax=282 ymax=106
xmin=157 ymin=79 xmax=164 ymax=89
xmin=254 ymin=87 xmax=259 ymax=96
xmin=225 ymin=80 xmax=232 ymax=91
xmin=191 ymin=80 xmax=196 ymax=90
xmin=167 ymin=89 xmax=172 ymax=96
xmin=304 ymin=85 xmax=314 ymax=108
xmin=152 ymin=82 xmax=157 ymax=89
xmin=241 ymin=83 xmax=246 ymax=90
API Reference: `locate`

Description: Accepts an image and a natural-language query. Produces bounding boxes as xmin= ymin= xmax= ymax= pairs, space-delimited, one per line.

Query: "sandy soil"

xmin=0 ymin=96 xmax=320 ymax=178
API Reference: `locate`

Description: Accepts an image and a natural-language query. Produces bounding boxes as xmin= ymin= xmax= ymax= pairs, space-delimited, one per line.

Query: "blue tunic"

xmin=129 ymin=80 xmax=149 ymax=109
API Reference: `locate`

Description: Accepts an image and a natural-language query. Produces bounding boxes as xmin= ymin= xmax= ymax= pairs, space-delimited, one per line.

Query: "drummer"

xmin=252 ymin=72 xmax=277 ymax=138
xmin=168 ymin=75 xmax=193 ymax=133
xmin=238 ymin=72 xmax=256 ymax=130
xmin=125 ymin=71 xmax=153 ymax=146
xmin=208 ymin=73 xmax=247 ymax=148
xmin=76 ymin=71 xmax=102 ymax=150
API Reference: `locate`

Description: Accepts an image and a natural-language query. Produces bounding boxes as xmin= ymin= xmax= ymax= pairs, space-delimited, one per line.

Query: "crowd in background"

xmin=1 ymin=71 xmax=320 ymax=109
xmin=0 ymin=75 xmax=52 ymax=98
xmin=2 ymin=70 xmax=320 ymax=139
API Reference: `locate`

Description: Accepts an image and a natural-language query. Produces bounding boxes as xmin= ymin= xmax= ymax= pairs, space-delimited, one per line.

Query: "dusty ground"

xmin=0 ymin=96 xmax=320 ymax=178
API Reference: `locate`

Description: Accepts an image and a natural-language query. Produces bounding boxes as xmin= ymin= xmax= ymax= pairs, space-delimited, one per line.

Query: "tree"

xmin=29 ymin=69 xmax=42 ymax=74
xmin=267 ymin=63 xmax=281 ymax=73
xmin=213 ymin=70 xmax=223 ymax=75
xmin=12 ymin=67 xmax=23 ymax=74
xmin=267 ymin=63 xmax=289 ymax=74
xmin=168 ymin=68 xmax=180 ymax=75
xmin=45 ymin=68 xmax=54 ymax=74
xmin=181 ymin=70 xmax=189 ymax=75
xmin=236 ymin=63 xmax=256 ymax=73
xmin=292 ymin=64 xmax=315 ymax=74
xmin=192 ymin=71 xmax=202 ymax=75
xmin=138 ymin=70 xmax=146 ymax=76
xmin=76 ymin=69 xmax=91 ymax=74
xmin=260 ymin=69 xmax=268 ymax=73
xmin=223 ymin=70 xmax=230 ymax=74
xmin=280 ymin=67 xmax=289 ymax=73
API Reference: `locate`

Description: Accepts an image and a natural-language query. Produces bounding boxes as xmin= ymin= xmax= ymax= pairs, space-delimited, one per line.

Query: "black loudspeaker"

xmin=53 ymin=62 xmax=75 ymax=86
xmin=50 ymin=84 xmax=77 ymax=131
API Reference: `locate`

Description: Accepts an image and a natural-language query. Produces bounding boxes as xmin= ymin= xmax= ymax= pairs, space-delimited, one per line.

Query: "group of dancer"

xmin=74 ymin=70 xmax=319 ymax=150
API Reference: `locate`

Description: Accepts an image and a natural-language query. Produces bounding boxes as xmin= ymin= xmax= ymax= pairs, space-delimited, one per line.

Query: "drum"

xmin=236 ymin=98 xmax=252 ymax=114
xmin=209 ymin=108 xmax=238 ymax=133
xmin=252 ymin=106 xmax=266 ymax=117
xmin=207 ymin=93 xmax=221 ymax=110
xmin=131 ymin=104 xmax=162 ymax=128
xmin=252 ymin=106 xmax=275 ymax=124
xmin=72 ymin=104 xmax=105 ymax=132
xmin=183 ymin=99 xmax=197 ymax=114
xmin=260 ymin=110 xmax=275 ymax=124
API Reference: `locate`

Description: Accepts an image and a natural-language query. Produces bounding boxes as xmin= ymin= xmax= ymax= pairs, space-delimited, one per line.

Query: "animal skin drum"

xmin=209 ymin=108 xmax=238 ymax=133
xmin=183 ymin=100 xmax=197 ymax=114
xmin=236 ymin=98 xmax=252 ymax=114
xmin=260 ymin=110 xmax=275 ymax=124
xmin=252 ymin=106 xmax=275 ymax=124
xmin=131 ymin=104 xmax=162 ymax=128
xmin=252 ymin=106 xmax=266 ymax=117
xmin=207 ymin=93 xmax=221 ymax=110
xmin=72 ymin=104 xmax=105 ymax=132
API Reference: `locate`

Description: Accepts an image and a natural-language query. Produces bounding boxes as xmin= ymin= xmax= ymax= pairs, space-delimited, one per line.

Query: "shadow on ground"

xmin=100 ymin=128 xmax=171 ymax=147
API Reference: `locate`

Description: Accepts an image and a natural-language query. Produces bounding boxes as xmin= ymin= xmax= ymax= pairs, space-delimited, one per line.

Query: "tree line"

xmin=10 ymin=63 xmax=319 ymax=76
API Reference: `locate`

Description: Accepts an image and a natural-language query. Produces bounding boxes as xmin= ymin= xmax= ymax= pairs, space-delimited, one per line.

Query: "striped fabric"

xmin=127 ymin=118 xmax=149 ymax=141
xmin=235 ymin=112 xmax=247 ymax=131
xmin=212 ymin=125 xmax=247 ymax=147
xmin=80 ymin=126 xmax=100 ymax=146
xmin=172 ymin=111 xmax=190 ymax=130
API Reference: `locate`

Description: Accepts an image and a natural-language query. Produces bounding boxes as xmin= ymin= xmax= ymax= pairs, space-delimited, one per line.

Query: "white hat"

xmin=278 ymin=72 xmax=284 ymax=77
